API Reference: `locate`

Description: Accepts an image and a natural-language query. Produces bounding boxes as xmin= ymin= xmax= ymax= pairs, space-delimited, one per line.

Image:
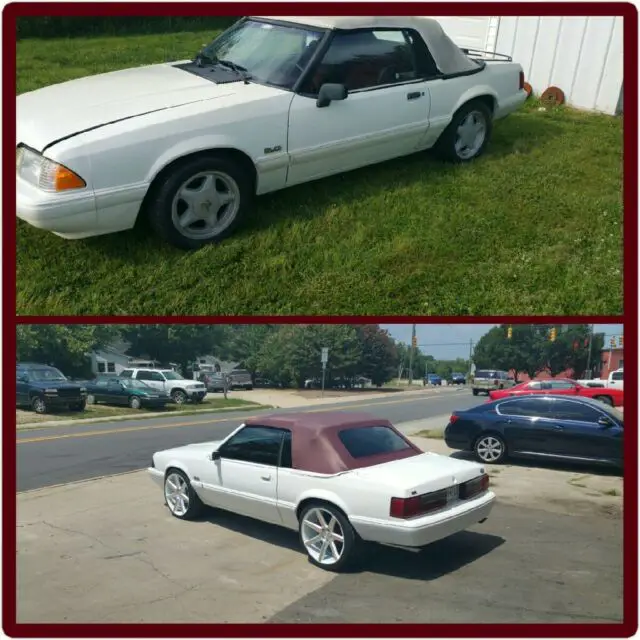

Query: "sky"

xmin=380 ymin=324 xmax=624 ymax=360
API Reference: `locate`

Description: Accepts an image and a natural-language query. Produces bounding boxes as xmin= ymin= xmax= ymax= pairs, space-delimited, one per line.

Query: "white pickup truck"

xmin=16 ymin=15 xmax=527 ymax=250
xmin=119 ymin=368 xmax=207 ymax=404
xmin=577 ymin=369 xmax=624 ymax=391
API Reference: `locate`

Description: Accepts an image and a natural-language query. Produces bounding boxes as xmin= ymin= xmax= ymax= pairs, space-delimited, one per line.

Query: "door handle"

xmin=552 ymin=425 xmax=564 ymax=430
xmin=260 ymin=474 xmax=271 ymax=481
xmin=407 ymin=91 xmax=422 ymax=101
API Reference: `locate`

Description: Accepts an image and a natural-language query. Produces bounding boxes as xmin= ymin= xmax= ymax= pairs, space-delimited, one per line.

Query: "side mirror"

xmin=316 ymin=83 xmax=348 ymax=108
xmin=598 ymin=416 xmax=613 ymax=428
xmin=211 ymin=450 xmax=221 ymax=461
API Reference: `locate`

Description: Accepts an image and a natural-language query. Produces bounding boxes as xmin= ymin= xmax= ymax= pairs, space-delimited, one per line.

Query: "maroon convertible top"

xmin=244 ymin=411 xmax=423 ymax=475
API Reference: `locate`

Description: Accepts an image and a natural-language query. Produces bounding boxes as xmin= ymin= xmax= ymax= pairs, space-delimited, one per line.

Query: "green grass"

xmin=16 ymin=31 xmax=623 ymax=316
xmin=413 ymin=429 xmax=445 ymax=439
xmin=16 ymin=396 xmax=262 ymax=426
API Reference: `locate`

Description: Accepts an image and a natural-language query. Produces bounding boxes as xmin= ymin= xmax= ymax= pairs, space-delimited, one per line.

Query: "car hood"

xmin=29 ymin=381 xmax=83 ymax=390
xmin=353 ymin=451 xmax=485 ymax=496
xmin=16 ymin=62 xmax=241 ymax=152
xmin=157 ymin=440 xmax=223 ymax=460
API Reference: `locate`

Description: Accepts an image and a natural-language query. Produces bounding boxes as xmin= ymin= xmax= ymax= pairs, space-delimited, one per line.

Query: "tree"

xmin=16 ymin=325 xmax=121 ymax=377
xmin=119 ymin=325 xmax=229 ymax=374
xmin=222 ymin=325 xmax=279 ymax=374
xmin=542 ymin=325 xmax=604 ymax=378
xmin=354 ymin=325 xmax=399 ymax=386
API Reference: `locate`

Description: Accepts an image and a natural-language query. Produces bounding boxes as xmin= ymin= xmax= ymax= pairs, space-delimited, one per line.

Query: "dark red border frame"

xmin=4 ymin=2 xmax=637 ymax=638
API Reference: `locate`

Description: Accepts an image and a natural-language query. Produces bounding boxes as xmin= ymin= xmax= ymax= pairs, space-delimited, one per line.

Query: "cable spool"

xmin=540 ymin=86 xmax=565 ymax=107
xmin=523 ymin=82 xmax=533 ymax=98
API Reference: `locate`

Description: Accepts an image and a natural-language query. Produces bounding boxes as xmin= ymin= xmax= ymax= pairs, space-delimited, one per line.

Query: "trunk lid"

xmin=353 ymin=452 xmax=484 ymax=497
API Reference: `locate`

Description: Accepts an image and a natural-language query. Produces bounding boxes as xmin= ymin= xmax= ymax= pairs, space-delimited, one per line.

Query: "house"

xmin=87 ymin=341 xmax=179 ymax=376
xmin=436 ymin=16 xmax=623 ymax=114
xmin=599 ymin=347 xmax=624 ymax=378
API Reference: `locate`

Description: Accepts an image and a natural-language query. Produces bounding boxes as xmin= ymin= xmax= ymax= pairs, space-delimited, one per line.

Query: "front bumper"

xmin=350 ymin=491 xmax=495 ymax=548
xmin=42 ymin=395 xmax=85 ymax=407
xmin=187 ymin=390 xmax=207 ymax=401
xmin=148 ymin=467 xmax=164 ymax=488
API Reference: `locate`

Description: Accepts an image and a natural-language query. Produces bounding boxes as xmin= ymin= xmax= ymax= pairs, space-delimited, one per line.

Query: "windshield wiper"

xmin=217 ymin=59 xmax=252 ymax=84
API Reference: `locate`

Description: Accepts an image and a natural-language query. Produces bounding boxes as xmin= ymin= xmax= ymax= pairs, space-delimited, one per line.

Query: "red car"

xmin=488 ymin=378 xmax=624 ymax=407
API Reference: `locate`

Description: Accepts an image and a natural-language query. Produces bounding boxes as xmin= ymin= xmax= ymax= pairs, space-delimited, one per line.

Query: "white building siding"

xmin=436 ymin=16 xmax=623 ymax=115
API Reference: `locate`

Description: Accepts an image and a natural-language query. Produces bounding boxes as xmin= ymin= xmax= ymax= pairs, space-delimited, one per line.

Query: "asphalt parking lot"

xmin=16 ymin=436 xmax=623 ymax=624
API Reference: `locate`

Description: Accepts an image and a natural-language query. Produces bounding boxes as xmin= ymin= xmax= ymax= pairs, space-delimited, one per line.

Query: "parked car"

xmin=450 ymin=372 xmax=466 ymax=385
xmin=119 ymin=368 xmax=207 ymax=404
xmin=471 ymin=370 xmax=515 ymax=395
xmin=425 ymin=373 xmax=442 ymax=386
xmin=228 ymin=369 xmax=253 ymax=390
xmin=149 ymin=411 xmax=494 ymax=571
xmin=444 ymin=396 xmax=623 ymax=468
xmin=85 ymin=376 xmax=172 ymax=410
xmin=16 ymin=363 xmax=87 ymax=414
xmin=253 ymin=376 xmax=282 ymax=388
xmin=577 ymin=368 xmax=623 ymax=391
xmin=199 ymin=372 xmax=227 ymax=392
xmin=489 ymin=378 xmax=624 ymax=407
xmin=16 ymin=16 xmax=527 ymax=250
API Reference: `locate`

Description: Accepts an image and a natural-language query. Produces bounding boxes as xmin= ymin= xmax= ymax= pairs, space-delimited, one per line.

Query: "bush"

xmin=16 ymin=16 xmax=239 ymax=40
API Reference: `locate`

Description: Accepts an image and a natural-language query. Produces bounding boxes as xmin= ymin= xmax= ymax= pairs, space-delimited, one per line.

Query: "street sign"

xmin=321 ymin=348 xmax=329 ymax=365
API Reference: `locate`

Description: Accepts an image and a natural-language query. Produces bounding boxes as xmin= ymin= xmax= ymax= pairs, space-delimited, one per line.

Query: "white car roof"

xmin=251 ymin=15 xmax=478 ymax=75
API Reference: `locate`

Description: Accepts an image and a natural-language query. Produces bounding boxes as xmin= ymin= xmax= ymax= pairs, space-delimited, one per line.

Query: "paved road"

xmin=17 ymin=388 xmax=478 ymax=491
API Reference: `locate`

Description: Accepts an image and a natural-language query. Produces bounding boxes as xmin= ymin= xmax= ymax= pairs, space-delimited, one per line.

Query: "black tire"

xmin=473 ymin=433 xmax=507 ymax=464
xmin=434 ymin=99 xmax=493 ymax=163
xmin=594 ymin=395 xmax=614 ymax=407
xmin=69 ymin=399 xmax=87 ymax=412
xmin=171 ymin=389 xmax=187 ymax=405
xmin=298 ymin=502 xmax=360 ymax=572
xmin=472 ymin=389 xmax=479 ymax=396
xmin=163 ymin=468 xmax=205 ymax=520
xmin=129 ymin=395 xmax=143 ymax=410
xmin=31 ymin=396 xmax=47 ymax=414
xmin=246 ymin=386 xmax=253 ymax=391
xmin=147 ymin=154 xmax=254 ymax=250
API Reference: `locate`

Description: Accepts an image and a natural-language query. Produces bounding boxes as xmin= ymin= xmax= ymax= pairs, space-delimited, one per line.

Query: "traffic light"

xmin=610 ymin=337 xmax=616 ymax=348
xmin=507 ymin=326 xmax=513 ymax=339
xmin=620 ymin=335 xmax=624 ymax=347
xmin=549 ymin=327 xmax=557 ymax=342
xmin=411 ymin=335 xmax=417 ymax=349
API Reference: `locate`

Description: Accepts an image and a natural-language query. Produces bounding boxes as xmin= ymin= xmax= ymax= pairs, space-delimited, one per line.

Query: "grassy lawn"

xmin=16 ymin=31 xmax=623 ymax=316
xmin=16 ymin=395 xmax=262 ymax=426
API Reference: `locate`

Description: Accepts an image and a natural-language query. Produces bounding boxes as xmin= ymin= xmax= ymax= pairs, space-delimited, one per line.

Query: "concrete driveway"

xmin=16 ymin=434 xmax=623 ymax=624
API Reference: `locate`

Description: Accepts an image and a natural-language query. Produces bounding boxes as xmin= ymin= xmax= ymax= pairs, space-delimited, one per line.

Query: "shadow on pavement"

xmin=195 ymin=507 xmax=504 ymax=580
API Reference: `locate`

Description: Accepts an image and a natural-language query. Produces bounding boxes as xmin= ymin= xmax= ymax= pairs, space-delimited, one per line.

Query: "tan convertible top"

xmin=251 ymin=16 xmax=478 ymax=75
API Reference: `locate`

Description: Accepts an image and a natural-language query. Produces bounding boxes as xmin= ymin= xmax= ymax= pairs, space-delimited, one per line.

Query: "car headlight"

xmin=16 ymin=145 xmax=86 ymax=192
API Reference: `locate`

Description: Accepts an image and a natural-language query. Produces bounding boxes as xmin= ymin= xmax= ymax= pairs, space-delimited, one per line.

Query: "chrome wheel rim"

xmin=86 ymin=394 xmax=95 ymax=405
xmin=165 ymin=473 xmax=190 ymax=516
xmin=173 ymin=392 xmax=186 ymax=404
xmin=301 ymin=508 xmax=345 ymax=565
xmin=131 ymin=397 xmax=141 ymax=409
xmin=33 ymin=398 xmax=46 ymax=413
xmin=476 ymin=436 xmax=503 ymax=462
xmin=455 ymin=110 xmax=486 ymax=159
xmin=171 ymin=171 xmax=241 ymax=240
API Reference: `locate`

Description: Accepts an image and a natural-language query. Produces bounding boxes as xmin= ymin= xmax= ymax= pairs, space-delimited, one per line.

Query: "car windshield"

xmin=200 ymin=18 xmax=325 ymax=89
xmin=122 ymin=379 xmax=153 ymax=390
xmin=162 ymin=371 xmax=184 ymax=380
xmin=26 ymin=367 xmax=67 ymax=382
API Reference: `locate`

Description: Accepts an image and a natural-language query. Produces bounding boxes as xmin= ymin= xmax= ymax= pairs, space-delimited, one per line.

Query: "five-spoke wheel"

xmin=164 ymin=469 xmax=204 ymax=520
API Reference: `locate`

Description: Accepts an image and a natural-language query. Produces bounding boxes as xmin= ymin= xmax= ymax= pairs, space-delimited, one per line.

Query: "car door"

xmin=198 ymin=425 xmax=285 ymax=525
xmin=92 ymin=378 xmax=110 ymax=402
xmin=543 ymin=399 xmax=622 ymax=460
xmin=496 ymin=397 xmax=557 ymax=454
xmin=16 ymin=371 xmax=30 ymax=405
xmin=105 ymin=379 xmax=127 ymax=405
xmin=286 ymin=28 xmax=432 ymax=186
xmin=136 ymin=370 xmax=164 ymax=393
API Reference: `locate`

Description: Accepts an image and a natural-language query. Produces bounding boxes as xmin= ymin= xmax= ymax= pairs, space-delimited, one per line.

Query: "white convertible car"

xmin=148 ymin=411 xmax=495 ymax=571
xmin=17 ymin=16 xmax=527 ymax=250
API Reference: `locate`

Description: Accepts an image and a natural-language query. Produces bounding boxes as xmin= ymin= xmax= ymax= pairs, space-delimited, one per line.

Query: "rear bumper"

xmin=350 ymin=491 xmax=495 ymax=548
xmin=495 ymin=89 xmax=528 ymax=119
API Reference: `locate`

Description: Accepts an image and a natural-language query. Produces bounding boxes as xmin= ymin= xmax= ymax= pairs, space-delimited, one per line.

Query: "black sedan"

xmin=444 ymin=395 xmax=623 ymax=468
xmin=85 ymin=376 xmax=173 ymax=410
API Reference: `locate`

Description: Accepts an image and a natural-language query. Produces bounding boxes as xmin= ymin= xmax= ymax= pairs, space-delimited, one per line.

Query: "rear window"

xmin=612 ymin=371 xmax=623 ymax=381
xmin=338 ymin=426 xmax=411 ymax=459
xmin=475 ymin=370 xmax=496 ymax=378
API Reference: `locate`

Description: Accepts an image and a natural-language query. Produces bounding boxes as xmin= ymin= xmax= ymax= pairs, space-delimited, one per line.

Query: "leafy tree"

xmin=542 ymin=325 xmax=604 ymax=378
xmin=354 ymin=325 xmax=399 ymax=386
xmin=16 ymin=325 xmax=121 ymax=377
xmin=222 ymin=325 xmax=279 ymax=373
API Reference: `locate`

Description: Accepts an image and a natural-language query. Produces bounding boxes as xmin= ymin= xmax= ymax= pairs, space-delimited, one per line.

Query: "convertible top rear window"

xmin=338 ymin=425 xmax=411 ymax=459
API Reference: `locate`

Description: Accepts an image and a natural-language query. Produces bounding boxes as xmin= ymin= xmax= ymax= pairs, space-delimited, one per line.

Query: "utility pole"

xmin=585 ymin=324 xmax=594 ymax=379
xmin=408 ymin=324 xmax=416 ymax=386
xmin=468 ymin=339 xmax=473 ymax=379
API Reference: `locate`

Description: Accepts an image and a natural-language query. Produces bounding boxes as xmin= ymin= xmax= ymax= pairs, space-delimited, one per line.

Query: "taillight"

xmin=449 ymin=414 xmax=460 ymax=424
xmin=390 ymin=489 xmax=450 ymax=519
xmin=460 ymin=474 xmax=490 ymax=500
xmin=519 ymin=71 xmax=525 ymax=90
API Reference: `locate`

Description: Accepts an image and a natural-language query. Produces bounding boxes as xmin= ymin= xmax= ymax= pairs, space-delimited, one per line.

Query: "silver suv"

xmin=120 ymin=368 xmax=207 ymax=404
xmin=471 ymin=369 xmax=515 ymax=396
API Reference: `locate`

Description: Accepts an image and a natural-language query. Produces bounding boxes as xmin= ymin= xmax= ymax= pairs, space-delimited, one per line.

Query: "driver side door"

xmin=286 ymin=28 xmax=432 ymax=185
xmin=198 ymin=425 xmax=286 ymax=525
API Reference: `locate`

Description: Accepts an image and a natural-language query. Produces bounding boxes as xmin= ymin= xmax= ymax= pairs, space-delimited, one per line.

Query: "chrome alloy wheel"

xmin=171 ymin=171 xmax=241 ymax=240
xmin=301 ymin=507 xmax=345 ymax=566
xmin=476 ymin=435 xmax=504 ymax=462
xmin=455 ymin=110 xmax=487 ymax=160
xmin=164 ymin=472 xmax=190 ymax=516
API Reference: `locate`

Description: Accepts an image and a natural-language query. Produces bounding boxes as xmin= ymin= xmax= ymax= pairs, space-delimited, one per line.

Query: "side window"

xmin=499 ymin=398 xmax=552 ymax=418
xmin=120 ymin=370 xmax=133 ymax=378
xmin=548 ymin=400 xmax=602 ymax=423
xmin=219 ymin=426 xmax=286 ymax=466
xmin=152 ymin=372 xmax=166 ymax=382
xmin=612 ymin=371 xmax=623 ymax=381
xmin=527 ymin=382 xmax=543 ymax=390
xmin=301 ymin=29 xmax=418 ymax=94
xmin=136 ymin=371 xmax=152 ymax=381
xmin=107 ymin=379 xmax=121 ymax=389
xmin=549 ymin=380 xmax=576 ymax=390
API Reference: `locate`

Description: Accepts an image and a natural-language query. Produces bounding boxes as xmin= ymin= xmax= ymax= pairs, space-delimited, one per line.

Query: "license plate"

xmin=446 ymin=486 xmax=458 ymax=503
